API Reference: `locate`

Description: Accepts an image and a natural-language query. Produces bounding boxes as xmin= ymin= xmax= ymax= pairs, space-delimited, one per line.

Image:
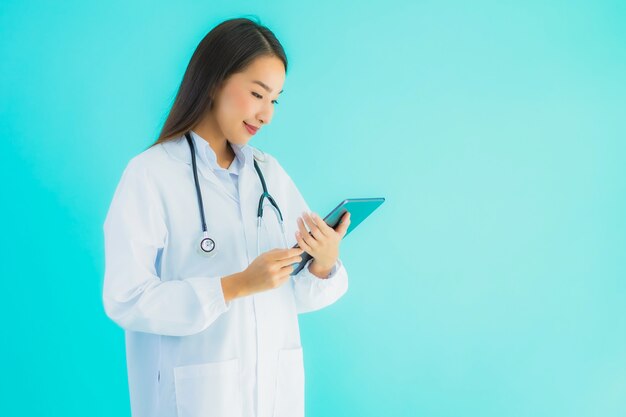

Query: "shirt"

xmin=190 ymin=130 xmax=251 ymax=202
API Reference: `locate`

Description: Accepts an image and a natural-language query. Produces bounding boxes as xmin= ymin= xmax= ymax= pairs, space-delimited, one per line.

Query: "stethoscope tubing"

xmin=185 ymin=131 xmax=288 ymax=257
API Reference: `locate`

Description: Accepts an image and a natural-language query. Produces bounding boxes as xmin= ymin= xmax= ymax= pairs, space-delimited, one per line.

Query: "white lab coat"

xmin=102 ymin=135 xmax=349 ymax=417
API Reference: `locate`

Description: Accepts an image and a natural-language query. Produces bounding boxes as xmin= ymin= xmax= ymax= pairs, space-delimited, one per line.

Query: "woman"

xmin=102 ymin=17 xmax=351 ymax=417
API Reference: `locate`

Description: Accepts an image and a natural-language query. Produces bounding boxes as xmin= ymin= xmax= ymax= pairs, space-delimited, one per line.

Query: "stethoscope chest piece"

xmin=197 ymin=232 xmax=217 ymax=258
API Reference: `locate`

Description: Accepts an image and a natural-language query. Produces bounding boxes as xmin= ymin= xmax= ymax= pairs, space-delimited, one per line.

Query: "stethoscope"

xmin=185 ymin=132 xmax=288 ymax=259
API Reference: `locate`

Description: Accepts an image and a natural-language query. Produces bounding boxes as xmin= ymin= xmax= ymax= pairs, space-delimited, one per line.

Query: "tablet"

xmin=291 ymin=198 xmax=385 ymax=275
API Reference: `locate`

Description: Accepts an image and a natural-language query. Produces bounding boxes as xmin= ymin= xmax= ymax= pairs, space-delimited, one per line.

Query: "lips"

xmin=244 ymin=122 xmax=258 ymax=134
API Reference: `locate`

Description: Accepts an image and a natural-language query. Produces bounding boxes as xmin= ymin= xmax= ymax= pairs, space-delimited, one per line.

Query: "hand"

xmin=295 ymin=211 xmax=351 ymax=270
xmin=238 ymin=248 xmax=304 ymax=296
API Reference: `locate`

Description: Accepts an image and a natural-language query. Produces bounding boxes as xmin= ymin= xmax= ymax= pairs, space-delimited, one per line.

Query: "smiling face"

xmin=198 ymin=54 xmax=286 ymax=147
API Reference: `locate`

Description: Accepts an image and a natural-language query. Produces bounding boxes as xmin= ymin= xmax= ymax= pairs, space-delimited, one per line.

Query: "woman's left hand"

xmin=295 ymin=211 xmax=351 ymax=270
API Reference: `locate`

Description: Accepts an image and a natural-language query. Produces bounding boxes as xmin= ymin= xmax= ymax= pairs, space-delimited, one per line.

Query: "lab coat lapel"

xmin=238 ymin=156 xmax=262 ymax=264
xmin=161 ymin=136 xmax=237 ymax=203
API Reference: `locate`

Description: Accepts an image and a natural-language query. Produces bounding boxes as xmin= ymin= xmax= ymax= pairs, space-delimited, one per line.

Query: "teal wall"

xmin=1 ymin=1 xmax=625 ymax=415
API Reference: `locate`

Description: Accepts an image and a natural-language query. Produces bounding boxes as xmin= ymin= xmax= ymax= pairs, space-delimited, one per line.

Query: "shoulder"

xmin=119 ymin=139 xmax=182 ymax=183
xmin=247 ymin=145 xmax=285 ymax=174
xmin=130 ymin=141 xmax=174 ymax=170
xmin=246 ymin=145 xmax=302 ymax=196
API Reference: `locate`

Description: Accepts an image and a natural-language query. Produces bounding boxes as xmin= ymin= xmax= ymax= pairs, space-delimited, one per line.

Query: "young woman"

xmin=102 ymin=17 xmax=351 ymax=417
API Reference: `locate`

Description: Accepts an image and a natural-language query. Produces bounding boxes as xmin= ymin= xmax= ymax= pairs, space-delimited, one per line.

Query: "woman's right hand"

xmin=221 ymin=248 xmax=304 ymax=301
xmin=242 ymin=247 xmax=304 ymax=293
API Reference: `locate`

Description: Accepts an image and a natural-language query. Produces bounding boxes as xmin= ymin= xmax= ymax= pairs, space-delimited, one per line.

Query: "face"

xmin=201 ymin=55 xmax=286 ymax=146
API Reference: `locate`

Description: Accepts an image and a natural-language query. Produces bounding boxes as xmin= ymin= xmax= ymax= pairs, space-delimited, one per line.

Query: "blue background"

xmin=1 ymin=1 xmax=625 ymax=416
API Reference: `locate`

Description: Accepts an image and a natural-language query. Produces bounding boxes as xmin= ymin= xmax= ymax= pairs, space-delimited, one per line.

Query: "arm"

xmin=292 ymin=257 xmax=349 ymax=314
xmin=274 ymin=160 xmax=350 ymax=314
xmin=308 ymin=259 xmax=335 ymax=279
xmin=102 ymin=159 xmax=232 ymax=336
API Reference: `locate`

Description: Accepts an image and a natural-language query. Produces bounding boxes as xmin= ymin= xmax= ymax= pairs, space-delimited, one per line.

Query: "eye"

xmin=251 ymin=91 xmax=279 ymax=105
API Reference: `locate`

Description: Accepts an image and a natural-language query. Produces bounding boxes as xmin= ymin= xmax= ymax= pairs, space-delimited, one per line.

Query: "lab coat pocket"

xmin=174 ymin=358 xmax=242 ymax=417
xmin=273 ymin=347 xmax=305 ymax=417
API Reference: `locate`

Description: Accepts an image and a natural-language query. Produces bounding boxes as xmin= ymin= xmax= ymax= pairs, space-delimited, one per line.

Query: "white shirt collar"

xmin=190 ymin=130 xmax=254 ymax=173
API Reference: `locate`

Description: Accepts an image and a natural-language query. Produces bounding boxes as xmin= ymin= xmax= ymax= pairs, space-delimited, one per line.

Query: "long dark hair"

xmin=149 ymin=17 xmax=288 ymax=148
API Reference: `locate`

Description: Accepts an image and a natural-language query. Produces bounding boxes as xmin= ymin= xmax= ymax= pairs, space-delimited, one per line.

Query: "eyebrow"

xmin=252 ymin=80 xmax=283 ymax=94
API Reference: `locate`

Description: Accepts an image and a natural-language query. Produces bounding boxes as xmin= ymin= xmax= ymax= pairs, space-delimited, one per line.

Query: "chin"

xmin=229 ymin=137 xmax=250 ymax=147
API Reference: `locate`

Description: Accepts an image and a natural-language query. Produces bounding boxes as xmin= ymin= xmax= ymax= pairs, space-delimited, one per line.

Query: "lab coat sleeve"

xmin=102 ymin=158 xmax=230 ymax=337
xmin=274 ymin=160 xmax=349 ymax=314
xmin=293 ymin=257 xmax=349 ymax=314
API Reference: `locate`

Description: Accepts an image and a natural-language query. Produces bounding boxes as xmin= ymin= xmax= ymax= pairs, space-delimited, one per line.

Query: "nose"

xmin=257 ymin=104 xmax=274 ymax=126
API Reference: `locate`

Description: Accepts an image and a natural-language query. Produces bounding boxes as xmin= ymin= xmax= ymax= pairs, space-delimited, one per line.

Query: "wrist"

xmin=308 ymin=259 xmax=334 ymax=279
xmin=221 ymin=271 xmax=248 ymax=302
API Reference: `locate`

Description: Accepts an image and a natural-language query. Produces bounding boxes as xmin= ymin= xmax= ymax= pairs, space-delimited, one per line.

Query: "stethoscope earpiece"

xmin=252 ymin=147 xmax=266 ymax=162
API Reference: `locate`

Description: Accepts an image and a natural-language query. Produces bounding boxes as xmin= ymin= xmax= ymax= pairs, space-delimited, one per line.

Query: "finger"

xmin=279 ymin=263 xmax=297 ymax=279
xmin=273 ymin=247 xmax=303 ymax=260
xmin=308 ymin=212 xmax=332 ymax=237
xmin=336 ymin=212 xmax=351 ymax=236
xmin=295 ymin=230 xmax=313 ymax=253
xmin=296 ymin=216 xmax=309 ymax=236
xmin=268 ymin=248 xmax=303 ymax=261
xmin=278 ymin=254 xmax=303 ymax=268
xmin=300 ymin=219 xmax=321 ymax=250
xmin=302 ymin=213 xmax=326 ymax=240
xmin=297 ymin=217 xmax=318 ymax=248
